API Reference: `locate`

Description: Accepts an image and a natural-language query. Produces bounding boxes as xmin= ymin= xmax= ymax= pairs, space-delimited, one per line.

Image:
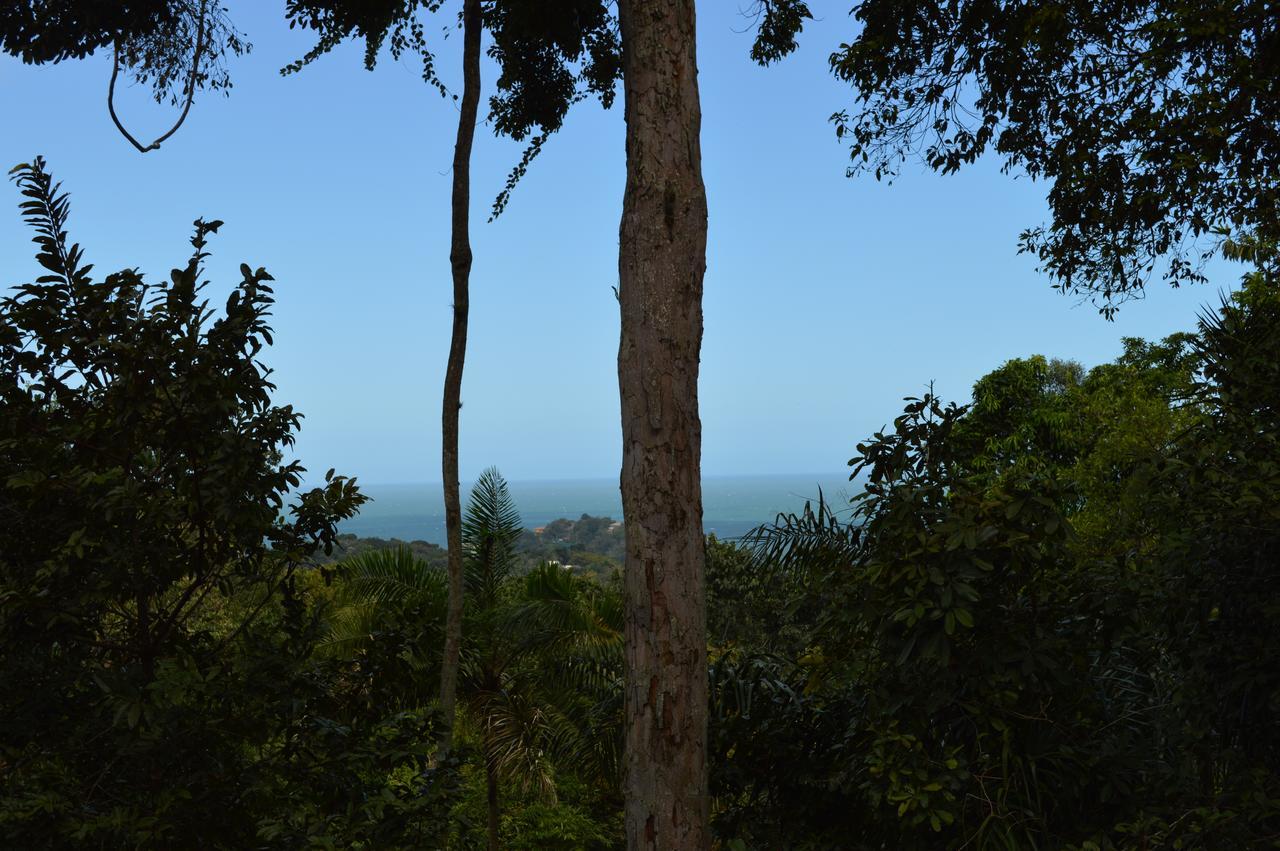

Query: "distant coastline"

xmin=339 ymin=473 xmax=859 ymax=546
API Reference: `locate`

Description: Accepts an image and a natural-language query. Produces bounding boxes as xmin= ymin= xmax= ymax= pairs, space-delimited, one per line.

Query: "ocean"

xmin=339 ymin=473 xmax=860 ymax=545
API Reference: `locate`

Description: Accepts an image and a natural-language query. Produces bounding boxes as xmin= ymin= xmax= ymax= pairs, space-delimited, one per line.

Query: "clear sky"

xmin=0 ymin=3 xmax=1239 ymax=485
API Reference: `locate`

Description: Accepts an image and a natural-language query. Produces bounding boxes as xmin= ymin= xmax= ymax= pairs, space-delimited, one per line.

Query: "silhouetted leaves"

xmin=0 ymin=159 xmax=460 ymax=847
xmin=827 ymin=0 xmax=1280 ymax=313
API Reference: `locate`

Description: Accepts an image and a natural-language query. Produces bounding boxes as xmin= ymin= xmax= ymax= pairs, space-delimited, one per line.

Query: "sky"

xmin=0 ymin=3 xmax=1241 ymax=485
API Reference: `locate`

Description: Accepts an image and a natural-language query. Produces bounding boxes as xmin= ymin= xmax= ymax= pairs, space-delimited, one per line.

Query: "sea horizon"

xmin=338 ymin=472 xmax=861 ymax=545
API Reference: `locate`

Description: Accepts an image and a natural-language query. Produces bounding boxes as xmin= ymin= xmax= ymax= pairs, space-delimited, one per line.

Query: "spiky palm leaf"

xmin=742 ymin=489 xmax=861 ymax=575
xmin=463 ymin=466 xmax=523 ymax=607
xmin=505 ymin=563 xmax=624 ymax=785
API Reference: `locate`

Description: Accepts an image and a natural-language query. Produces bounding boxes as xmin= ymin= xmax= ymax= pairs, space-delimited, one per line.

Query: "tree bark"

xmin=486 ymin=744 xmax=501 ymax=851
xmin=616 ymin=1 xmax=710 ymax=848
xmin=439 ymin=0 xmax=482 ymax=757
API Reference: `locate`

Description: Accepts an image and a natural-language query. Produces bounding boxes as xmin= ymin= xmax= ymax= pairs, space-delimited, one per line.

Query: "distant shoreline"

xmin=337 ymin=473 xmax=860 ymax=547
xmin=346 ymin=471 xmax=853 ymax=489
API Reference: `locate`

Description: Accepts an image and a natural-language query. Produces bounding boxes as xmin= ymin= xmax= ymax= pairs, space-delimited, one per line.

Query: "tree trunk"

xmin=615 ymin=1 xmax=710 ymax=848
xmin=438 ymin=0 xmax=482 ymax=757
xmin=486 ymin=746 xmax=502 ymax=851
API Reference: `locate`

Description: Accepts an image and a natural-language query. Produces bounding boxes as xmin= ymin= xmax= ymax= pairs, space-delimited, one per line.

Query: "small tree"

xmin=328 ymin=468 xmax=623 ymax=851
xmin=0 ymin=159 xmax=457 ymax=846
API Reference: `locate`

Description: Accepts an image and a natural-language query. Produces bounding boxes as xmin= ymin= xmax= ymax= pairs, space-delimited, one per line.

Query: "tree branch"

xmin=107 ymin=0 xmax=208 ymax=154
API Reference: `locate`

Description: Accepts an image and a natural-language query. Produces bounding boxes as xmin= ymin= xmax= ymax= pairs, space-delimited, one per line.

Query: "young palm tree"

xmin=324 ymin=468 xmax=622 ymax=850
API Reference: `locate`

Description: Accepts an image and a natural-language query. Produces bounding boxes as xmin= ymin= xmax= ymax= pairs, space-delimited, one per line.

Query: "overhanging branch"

xmin=107 ymin=0 xmax=208 ymax=154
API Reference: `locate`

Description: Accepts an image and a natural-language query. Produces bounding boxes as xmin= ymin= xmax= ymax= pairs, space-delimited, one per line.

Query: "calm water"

xmin=340 ymin=474 xmax=860 ymax=545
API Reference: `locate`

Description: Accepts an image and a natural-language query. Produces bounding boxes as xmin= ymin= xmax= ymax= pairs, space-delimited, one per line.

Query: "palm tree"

xmin=324 ymin=467 xmax=622 ymax=850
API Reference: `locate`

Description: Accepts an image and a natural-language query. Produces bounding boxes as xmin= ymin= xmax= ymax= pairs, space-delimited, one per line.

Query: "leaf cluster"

xmin=827 ymin=0 xmax=1280 ymax=312
xmin=0 ymin=2 xmax=250 ymax=105
xmin=711 ymin=271 xmax=1280 ymax=848
xmin=0 ymin=0 xmax=176 ymax=63
xmin=0 ymin=159 xmax=462 ymax=847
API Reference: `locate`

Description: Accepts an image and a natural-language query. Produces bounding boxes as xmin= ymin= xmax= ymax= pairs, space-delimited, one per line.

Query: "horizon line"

xmin=345 ymin=471 xmax=857 ymax=488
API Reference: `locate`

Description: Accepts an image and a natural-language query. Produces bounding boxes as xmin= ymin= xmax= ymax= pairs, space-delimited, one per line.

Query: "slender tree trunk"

xmin=486 ymin=745 xmax=501 ymax=851
xmin=615 ymin=1 xmax=709 ymax=848
xmin=439 ymin=0 xmax=482 ymax=757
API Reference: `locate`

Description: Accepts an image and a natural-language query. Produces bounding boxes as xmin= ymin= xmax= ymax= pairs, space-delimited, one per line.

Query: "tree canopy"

xmin=0 ymin=158 xmax=464 ymax=847
xmin=715 ymin=268 xmax=1280 ymax=848
xmin=1 ymin=1 xmax=176 ymax=63
xmin=816 ymin=0 xmax=1280 ymax=312
xmin=1 ymin=1 xmax=248 ymax=104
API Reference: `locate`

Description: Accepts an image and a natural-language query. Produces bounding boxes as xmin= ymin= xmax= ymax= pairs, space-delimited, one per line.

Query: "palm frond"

xmin=475 ymin=685 xmax=582 ymax=800
xmin=321 ymin=546 xmax=446 ymax=657
xmin=512 ymin=563 xmax=623 ymax=661
xmin=317 ymin=601 xmax=384 ymax=656
xmin=741 ymin=488 xmax=861 ymax=575
xmin=463 ymin=466 xmax=523 ymax=604
xmin=561 ymin=683 xmax=624 ymax=788
xmin=334 ymin=546 xmax=446 ymax=606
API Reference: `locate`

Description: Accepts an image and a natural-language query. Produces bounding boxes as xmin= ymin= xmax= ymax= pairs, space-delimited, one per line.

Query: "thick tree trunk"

xmin=438 ymin=0 xmax=482 ymax=757
xmin=615 ymin=1 xmax=710 ymax=848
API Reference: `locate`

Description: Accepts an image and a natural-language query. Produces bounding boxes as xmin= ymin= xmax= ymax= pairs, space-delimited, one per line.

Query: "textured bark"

xmin=438 ymin=0 xmax=481 ymax=757
xmin=616 ymin=1 xmax=710 ymax=848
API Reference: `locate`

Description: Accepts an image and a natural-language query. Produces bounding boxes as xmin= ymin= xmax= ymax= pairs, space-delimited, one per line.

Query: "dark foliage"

xmin=1 ymin=1 xmax=248 ymax=105
xmin=0 ymin=1 xmax=174 ymax=63
xmin=712 ymin=272 xmax=1280 ymax=849
xmin=282 ymin=0 xmax=820 ymax=217
xmin=811 ymin=0 xmax=1280 ymax=312
xmin=747 ymin=0 xmax=813 ymax=65
xmin=0 ymin=159 xmax=456 ymax=847
xmin=281 ymin=0 xmax=620 ymax=219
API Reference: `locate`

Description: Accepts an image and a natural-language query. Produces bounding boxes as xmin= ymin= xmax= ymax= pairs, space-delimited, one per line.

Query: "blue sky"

xmin=0 ymin=3 xmax=1237 ymax=484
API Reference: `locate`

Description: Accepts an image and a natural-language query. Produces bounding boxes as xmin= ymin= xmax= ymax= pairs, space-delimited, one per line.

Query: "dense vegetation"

xmin=3 ymin=158 xmax=1276 ymax=848
xmin=0 ymin=159 xmax=455 ymax=847
xmin=315 ymin=534 xmax=449 ymax=569
xmin=711 ymin=268 xmax=1280 ymax=847
xmin=3 ymin=1 xmax=1279 ymax=847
